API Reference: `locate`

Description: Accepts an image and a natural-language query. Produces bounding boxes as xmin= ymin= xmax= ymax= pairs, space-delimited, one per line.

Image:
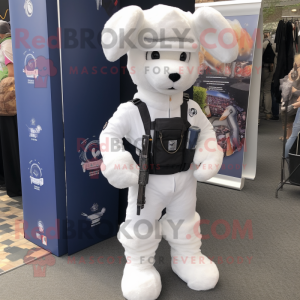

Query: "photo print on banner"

xmin=78 ymin=136 xmax=105 ymax=179
xmin=81 ymin=203 xmax=106 ymax=228
xmin=28 ymin=160 xmax=44 ymax=191
xmin=194 ymin=14 xmax=259 ymax=178
xmin=26 ymin=118 xmax=42 ymax=141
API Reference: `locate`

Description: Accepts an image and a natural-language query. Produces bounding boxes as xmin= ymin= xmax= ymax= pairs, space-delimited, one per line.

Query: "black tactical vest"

xmin=124 ymin=94 xmax=196 ymax=175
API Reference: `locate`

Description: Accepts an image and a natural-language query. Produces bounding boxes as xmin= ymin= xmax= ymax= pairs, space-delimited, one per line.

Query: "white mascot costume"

xmin=100 ymin=5 xmax=238 ymax=300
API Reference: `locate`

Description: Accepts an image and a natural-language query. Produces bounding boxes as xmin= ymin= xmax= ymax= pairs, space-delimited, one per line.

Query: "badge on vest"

xmin=189 ymin=108 xmax=197 ymax=117
xmin=168 ymin=140 xmax=177 ymax=151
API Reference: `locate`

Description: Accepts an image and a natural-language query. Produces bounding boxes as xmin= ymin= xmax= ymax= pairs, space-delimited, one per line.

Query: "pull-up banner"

xmin=9 ymin=0 xmax=120 ymax=256
xmin=195 ymin=0 xmax=263 ymax=190
xmin=9 ymin=0 xmax=67 ymax=256
xmin=59 ymin=0 xmax=120 ymax=255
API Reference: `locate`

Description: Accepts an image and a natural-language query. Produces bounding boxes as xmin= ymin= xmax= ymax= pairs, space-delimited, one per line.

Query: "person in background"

xmin=270 ymin=30 xmax=280 ymax=121
xmin=260 ymin=30 xmax=277 ymax=121
xmin=0 ymin=24 xmax=7 ymax=191
xmin=285 ymin=54 xmax=300 ymax=158
xmin=0 ymin=21 xmax=13 ymax=77
xmin=271 ymin=81 xmax=280 ymax=121
xmin=0 ymin=20 xmax=22 ymax=197
xmin=285 ymin=98 xmax=300 ymax=157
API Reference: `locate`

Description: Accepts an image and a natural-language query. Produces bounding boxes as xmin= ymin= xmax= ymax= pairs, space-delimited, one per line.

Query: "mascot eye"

xmin=146 ymin=51 xmax=161 ymax=60
xmin=150 ymin=51 xmax=160 ymax=60
xmin=180 ymin=52 xmax=188 ymax=62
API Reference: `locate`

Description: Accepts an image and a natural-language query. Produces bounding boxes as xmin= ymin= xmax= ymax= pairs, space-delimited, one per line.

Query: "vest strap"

xmin=181 ymin=93 xmax=189 ymax=122
xmin=130 ymin=94 xmax=189 ymax=134
xmin=131 ymin=99 xmax=151 ymax=135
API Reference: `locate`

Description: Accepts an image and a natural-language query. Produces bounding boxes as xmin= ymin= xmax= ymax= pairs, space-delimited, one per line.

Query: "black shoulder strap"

xmin=130 ymin=99 xmax=151 ymax=135
xmin=181 ymin=93 xmax=189 ymax=122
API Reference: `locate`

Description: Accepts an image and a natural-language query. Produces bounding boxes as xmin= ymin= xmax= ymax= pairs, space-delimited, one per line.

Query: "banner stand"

xmin=9 ymin=0 xmax=120 ymax=256
xmin=9 ymin=0 xmax=68 ymax=256
xmin=243 ymin=5 xmax=263 ymax=181
xmin=195 ymin=0 xmax=263 ymax=191
xmin=206 ymin=174 xmax=245 ymax=191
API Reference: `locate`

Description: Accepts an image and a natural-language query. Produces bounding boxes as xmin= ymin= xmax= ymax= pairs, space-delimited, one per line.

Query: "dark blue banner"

xmin=9 ymin=0 xmax=67 ymax=256
xmin=59 ymin=0 xmax=120 ymax=255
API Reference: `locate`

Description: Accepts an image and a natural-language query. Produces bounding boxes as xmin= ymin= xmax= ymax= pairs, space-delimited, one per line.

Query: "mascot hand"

xmin=101 ymin=151 xmax=139 ymax=189
xmin=193 ymin=142 xmax=224 ymax=182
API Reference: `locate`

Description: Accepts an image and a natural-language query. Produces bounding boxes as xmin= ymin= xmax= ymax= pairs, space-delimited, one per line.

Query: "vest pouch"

xmin=128 ymin=96 xmax=192 ymax=176
xmin=181 ymin=148 xmax=196 ymax=172
xmin=153 ymin=118 xmax=189 ymax=175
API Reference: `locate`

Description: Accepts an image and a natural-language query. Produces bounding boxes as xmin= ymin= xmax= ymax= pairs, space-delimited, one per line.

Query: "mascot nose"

xmin=169 ymin=73 xmax=181 ymax=82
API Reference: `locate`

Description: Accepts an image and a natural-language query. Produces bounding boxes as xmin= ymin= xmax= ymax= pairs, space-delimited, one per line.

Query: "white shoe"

xmin=171 ymin=253 xmax=219 ymax=291
xmin=121 ymin=264 xmax=162 ymax=300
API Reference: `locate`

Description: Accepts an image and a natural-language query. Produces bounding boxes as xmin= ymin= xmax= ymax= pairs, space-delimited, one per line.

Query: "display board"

xmin=195 ymin=0 xmax=263 ymax=190
xmin=9 ymin=0 xmax=67 ymax=256
xmin=59 ymin=0 xmax=120 ymax=255
xmin=9 ymin=0 xmax=120 ymax=256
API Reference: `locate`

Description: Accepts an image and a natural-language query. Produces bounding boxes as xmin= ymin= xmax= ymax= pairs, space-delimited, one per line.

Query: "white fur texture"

xmin=128 ymin=49 xmax=200 ymax=96
xmin=138 ymin=5 xmax=195 ymax=52
xmin=102 ymin=5 xmax=238 ymax=64
xmin=101 ymin=151 xmax=139 ymax=189
xmin=102 ymin=6 xmax=144 ymax=62
xmin=193 ymin=131 xmax=224 ymax=182
xmin=161 ymin=212 xmax=219 ymax=291
xmin=172 ymin=254 xmax=219 ymax=291
xmin=121 ymin=265 xmax=162 ymax=300
xmin=193 ymin=7 xmax=239 ymax=63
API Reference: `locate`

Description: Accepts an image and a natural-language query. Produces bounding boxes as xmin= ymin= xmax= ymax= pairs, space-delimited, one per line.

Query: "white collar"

xmin=134 ymin=87 xmax=184 ymax=111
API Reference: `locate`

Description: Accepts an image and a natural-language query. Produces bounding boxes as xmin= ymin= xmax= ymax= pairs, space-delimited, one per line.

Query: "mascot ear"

xmin=102 ymin=6 xmax=144 ymax=62
xmin=193 ymin=7 xmax=238 ymax=63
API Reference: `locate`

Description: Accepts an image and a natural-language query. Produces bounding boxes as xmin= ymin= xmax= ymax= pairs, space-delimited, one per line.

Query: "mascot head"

xmin=102 ymin=5 xmax=238 ymax=95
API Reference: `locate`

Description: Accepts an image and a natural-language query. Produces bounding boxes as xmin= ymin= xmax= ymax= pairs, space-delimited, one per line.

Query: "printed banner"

xmin=9 ymin=0 xmax=67 ymax=256
xmin=59 ymin=0 xmax=120 ymax=255
xmin=195 ymin=1 xmax=262 ymax=189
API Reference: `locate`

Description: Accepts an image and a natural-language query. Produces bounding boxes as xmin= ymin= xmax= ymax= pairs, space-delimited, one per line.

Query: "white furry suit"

xmin=100 ymin=5 xmax=238 ymax=300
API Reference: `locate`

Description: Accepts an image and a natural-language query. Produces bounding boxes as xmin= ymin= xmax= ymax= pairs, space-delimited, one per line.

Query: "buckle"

xmin=183 ymin=93 xmax=189 ymax=102
xmin=131 ymin=99 xmax=141 ymax=105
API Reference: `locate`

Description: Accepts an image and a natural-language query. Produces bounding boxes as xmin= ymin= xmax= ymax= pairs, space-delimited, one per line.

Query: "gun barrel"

xmin=137 ymin=135 xmax=150 ymax=215
xmin=137 ymin=185 xmax=145 ymax=215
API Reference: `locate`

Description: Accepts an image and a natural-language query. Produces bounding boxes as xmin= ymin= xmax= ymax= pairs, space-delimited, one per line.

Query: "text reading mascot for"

xmin=100 ymin=5 xmax=238 ymax=300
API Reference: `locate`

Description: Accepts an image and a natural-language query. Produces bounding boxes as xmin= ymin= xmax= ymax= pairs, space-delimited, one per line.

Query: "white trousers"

xmin=118 ymin=168 xmax=201 ymax=265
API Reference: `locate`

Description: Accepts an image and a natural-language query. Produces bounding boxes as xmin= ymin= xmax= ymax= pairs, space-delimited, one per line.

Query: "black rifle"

xmin=137 ymin=135 xmax=150 ymax=215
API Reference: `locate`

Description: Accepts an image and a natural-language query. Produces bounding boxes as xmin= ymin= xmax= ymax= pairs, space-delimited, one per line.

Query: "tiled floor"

xmin=0 ymin=190 xmax=50 ymax=274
